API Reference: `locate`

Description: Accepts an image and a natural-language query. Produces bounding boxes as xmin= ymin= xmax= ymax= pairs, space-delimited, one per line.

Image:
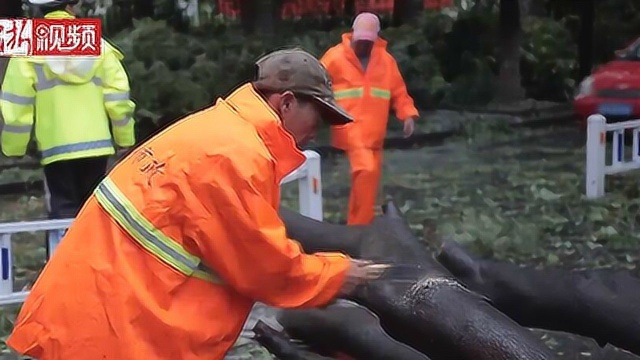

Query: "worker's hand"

xmin=403 ymin=117 xmax=416 ymax=138
xmin=339 ymin=259 xmax=388 ymax=296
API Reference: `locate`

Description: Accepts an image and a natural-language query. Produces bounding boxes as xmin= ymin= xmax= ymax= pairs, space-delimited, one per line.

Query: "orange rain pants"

xmin=345 ymin=148 xmax=383 ymax=224
xmin=321 ymin=33 xmax=419 ymax=224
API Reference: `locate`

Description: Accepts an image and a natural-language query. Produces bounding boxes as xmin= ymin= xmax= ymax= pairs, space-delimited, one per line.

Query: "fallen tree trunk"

xmin=436 ymin=240 xmax=640 ymax=356
xmin=279 ymin=205 xmax=554 ymax=360
xmin=277 ymin=301 xmax=429 ymax=360
xmin=252 ymin=320 xmax=333 ymax=360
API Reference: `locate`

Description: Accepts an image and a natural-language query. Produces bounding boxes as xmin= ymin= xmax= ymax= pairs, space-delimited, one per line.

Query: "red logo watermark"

xmin=0 ymin=18 xmax=101 ymax=57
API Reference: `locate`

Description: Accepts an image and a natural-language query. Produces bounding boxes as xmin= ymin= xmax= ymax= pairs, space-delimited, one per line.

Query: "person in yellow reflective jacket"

xmin=1 ymin=0 xmax=136 ymax=256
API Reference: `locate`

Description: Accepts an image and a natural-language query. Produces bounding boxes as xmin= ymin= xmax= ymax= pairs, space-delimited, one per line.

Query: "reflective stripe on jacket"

xmin=0 ymin=10 xmax=135 ymax=165
xmin=94 ymin=177 xmax=221 ymax=283
xmin=7 ymin=83 xmax=350 ymax=360
xmin=321 ymin=33 xmax=419 ymax=150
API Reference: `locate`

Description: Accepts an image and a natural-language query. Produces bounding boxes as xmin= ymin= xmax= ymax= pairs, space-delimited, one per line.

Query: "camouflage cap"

xmin=253 ymin=48 xmax=353 ymax=125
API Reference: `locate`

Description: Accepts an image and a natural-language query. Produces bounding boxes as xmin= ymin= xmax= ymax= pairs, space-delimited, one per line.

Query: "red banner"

xmin=217 ymin=0 xmax=453 ymax=19
xmin=0 ymin=18 xmax=102 ymax=57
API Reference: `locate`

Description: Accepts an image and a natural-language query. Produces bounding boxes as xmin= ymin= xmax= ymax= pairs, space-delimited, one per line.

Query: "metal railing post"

xmin=0 ymin=234 xmax=12 ymax=297
xmin=296 ymin=151 xmax=323 ymax=221
xmin=586 ymin=114 xmax=607 ymax=199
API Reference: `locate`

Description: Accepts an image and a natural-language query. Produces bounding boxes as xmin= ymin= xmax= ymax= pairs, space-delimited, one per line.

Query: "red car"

xmin=574 ymin=37 xmax=640 ymax=124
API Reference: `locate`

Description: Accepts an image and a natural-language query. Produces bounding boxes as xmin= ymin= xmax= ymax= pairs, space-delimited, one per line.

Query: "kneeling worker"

xmin=7 ymin=49 xmax=385 ymax=360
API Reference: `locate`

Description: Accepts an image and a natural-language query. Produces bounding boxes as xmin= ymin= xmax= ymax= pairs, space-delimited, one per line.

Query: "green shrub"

xmin=520 ymin=16 xmax=578 ymax=101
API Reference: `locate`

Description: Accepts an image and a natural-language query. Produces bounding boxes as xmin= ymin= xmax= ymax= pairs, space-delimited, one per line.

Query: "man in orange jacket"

xmin=321 ymin=12 xmax=419 ymax=225
xmin=7 ymin=48 xmax=385 ymax=360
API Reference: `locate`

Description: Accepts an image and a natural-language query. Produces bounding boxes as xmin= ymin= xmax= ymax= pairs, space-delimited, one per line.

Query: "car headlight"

xmin=575 ymin=76 xmax=594 ymax=98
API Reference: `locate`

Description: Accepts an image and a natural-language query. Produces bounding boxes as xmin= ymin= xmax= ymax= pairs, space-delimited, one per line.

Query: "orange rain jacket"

xmin=7 ymin=84 xmax=351 ymax=360
xmin=321 ymin=33 xmax=419 ymax=150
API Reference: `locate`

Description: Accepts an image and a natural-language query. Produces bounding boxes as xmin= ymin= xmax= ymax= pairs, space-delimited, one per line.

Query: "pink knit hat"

xmin=352 ymin=12 xmax=380 ymax=42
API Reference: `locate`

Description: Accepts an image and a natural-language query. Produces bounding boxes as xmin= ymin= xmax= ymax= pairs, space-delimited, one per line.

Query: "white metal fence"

xmin=586 ymin=114 xmax=640 ymax=199
xmin=0 ymin=150 xmax=323 ymax=306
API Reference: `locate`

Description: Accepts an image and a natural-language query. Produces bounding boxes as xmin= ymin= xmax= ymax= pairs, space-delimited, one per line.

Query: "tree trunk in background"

xmin=494 ymin=0 xmax=526 ymax=103
xmin=239 ymin=0 xmax=253 ymax=34
xmin=392 ymin=0 xmax=423 ymax=26
xmin=0 ymin=0 xmax=22 ymax=18
xmin=522 ymin=0 xmax=545 ymax=16
xmin=344 ymin=0 xmax=356 ymax=20
xmin=519 ymin=0 xmax=531 ymax=15
xmin=114 ymin=0 xmax=133 ymax=29
xmin=578 ymin=0 xmax=595 ymax=80
xmin=132 ymin=0 xmax=154 ymax=18
xmin=257 ymin=0 xmax=281 ymax=36
xmin=240 ymin=0 xmax=281 ymax=36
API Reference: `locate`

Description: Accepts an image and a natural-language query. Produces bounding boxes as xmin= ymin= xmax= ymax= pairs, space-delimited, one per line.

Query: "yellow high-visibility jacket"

xmin=0 ymin=10 xmax=135 ymax=165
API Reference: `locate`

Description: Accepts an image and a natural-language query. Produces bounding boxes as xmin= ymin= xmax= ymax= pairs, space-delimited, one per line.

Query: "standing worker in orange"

xmin=321 ymin=12 xmax=419 ymax=225
xmin=7 ymin=48 xmax=385 ymax=360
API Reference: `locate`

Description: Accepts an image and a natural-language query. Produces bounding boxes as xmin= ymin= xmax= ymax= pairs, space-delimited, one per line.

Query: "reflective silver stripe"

xmin=0 ymin=92 xmax=35 ymax=105
xmin=111 ymin=116 xmax=132 ymax=127
xmin=41 ymin=139 xmax=112 ymax=158
xmin=33 ymin=64 xmax=103 ymax=91
xmin=2 ymin=124 xmax=32 ymax=133
xmin=94 ymin=178 xmax=222 ymax=283
xmin=104 ymin=92 xmax=130 ymax=102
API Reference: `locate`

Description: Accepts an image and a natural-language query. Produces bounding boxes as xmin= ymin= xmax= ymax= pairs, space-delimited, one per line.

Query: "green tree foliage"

xmin=110 ymin=6 xmax=581 ymax=138
xmin=97 ymin=0 xmax=640 ymax=138
xmin=520 ymin=16 xmax=578 ymax=101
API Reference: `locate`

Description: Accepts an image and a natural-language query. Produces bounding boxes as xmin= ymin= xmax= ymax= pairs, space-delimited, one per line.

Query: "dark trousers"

xmin=43 ymin=156 xmax=109 ymax=258
xmin=43 ymin=156 xmax=109 ymax=219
